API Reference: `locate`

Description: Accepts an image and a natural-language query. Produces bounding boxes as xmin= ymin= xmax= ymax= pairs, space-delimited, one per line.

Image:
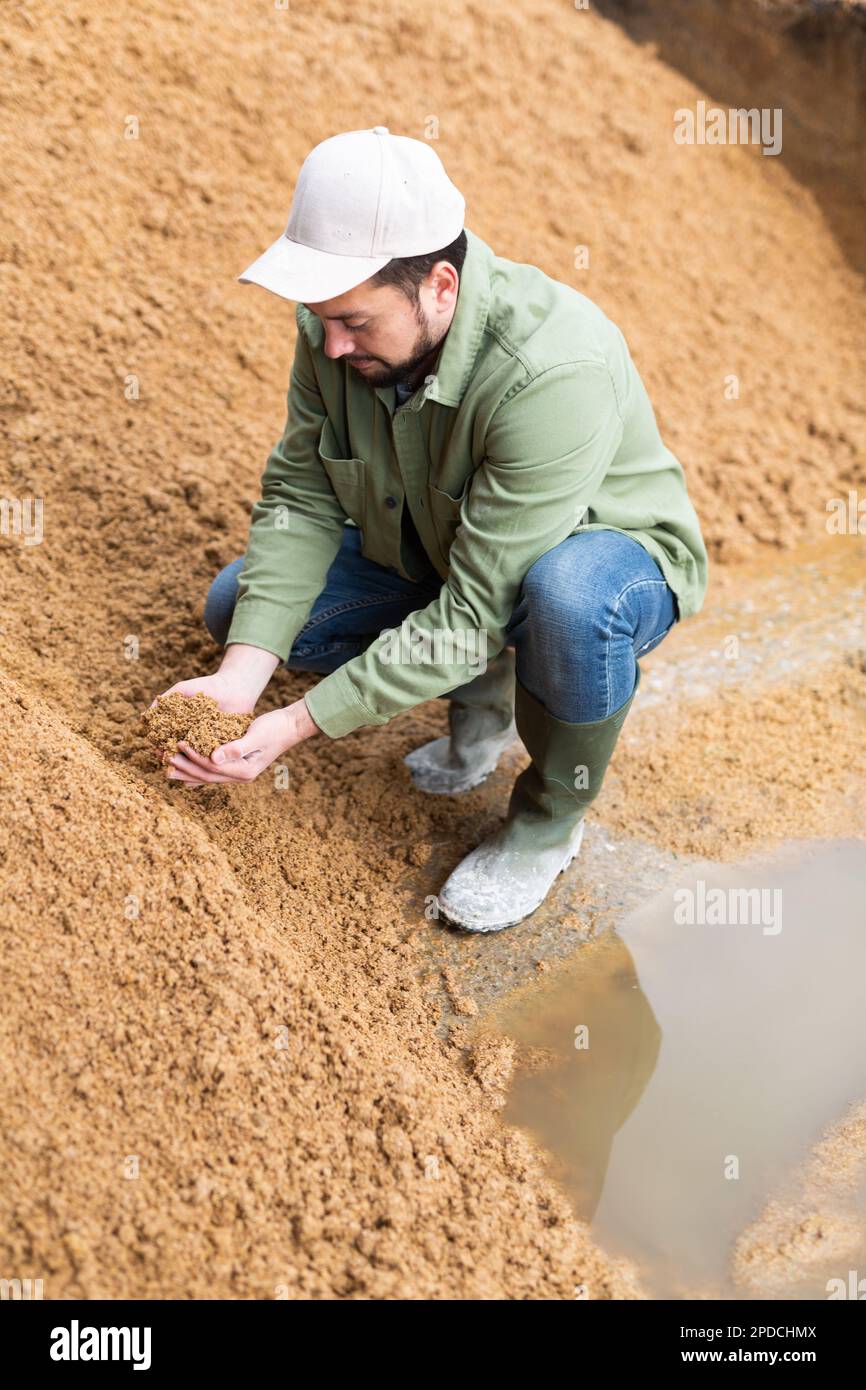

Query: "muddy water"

xmin=496 ymin=839 xmax=866 ymax=1298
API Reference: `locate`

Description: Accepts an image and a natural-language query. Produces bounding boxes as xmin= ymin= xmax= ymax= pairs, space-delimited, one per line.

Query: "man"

xmin=159 ymin=126 xmax=707 ymax=933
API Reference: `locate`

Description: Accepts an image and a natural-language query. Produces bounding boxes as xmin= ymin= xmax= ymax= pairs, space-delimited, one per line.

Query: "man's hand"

xmin=154 ymin=643 xmax=282 ymax=714
xmin=167 ymin=699 xmax=319 ymax=786
xmin=152 ymin=642 xmax=319 ymax=787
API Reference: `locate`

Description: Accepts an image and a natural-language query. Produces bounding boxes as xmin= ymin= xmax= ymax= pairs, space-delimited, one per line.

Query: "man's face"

xmin=303 ymin=261 xmax=459 ymax=390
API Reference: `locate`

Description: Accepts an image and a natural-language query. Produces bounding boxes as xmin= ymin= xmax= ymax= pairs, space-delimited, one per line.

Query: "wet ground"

xmin=397 ymin=537 xmax=865 ymax=1297
xmin=638 ymin=537 xmax=866 ymax=709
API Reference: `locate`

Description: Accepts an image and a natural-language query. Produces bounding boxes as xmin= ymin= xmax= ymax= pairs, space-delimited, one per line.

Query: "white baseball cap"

xmin=238 ymin=126 xmax=466 ymax=304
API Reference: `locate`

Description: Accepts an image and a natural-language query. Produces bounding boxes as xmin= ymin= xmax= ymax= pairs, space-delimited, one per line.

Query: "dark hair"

xmin=370 ymin=229 xmax=467 ymax=302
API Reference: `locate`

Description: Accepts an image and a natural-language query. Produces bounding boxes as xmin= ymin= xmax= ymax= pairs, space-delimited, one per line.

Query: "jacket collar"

xmin=375 ymin=227 xmax=493 ymax=414
xmin=424 ymin=227 xmax=492 ymax=408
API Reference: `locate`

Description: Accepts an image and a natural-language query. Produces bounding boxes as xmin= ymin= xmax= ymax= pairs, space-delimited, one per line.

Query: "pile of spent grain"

xmin=0 ymin=672 xmax=642 ymax=1300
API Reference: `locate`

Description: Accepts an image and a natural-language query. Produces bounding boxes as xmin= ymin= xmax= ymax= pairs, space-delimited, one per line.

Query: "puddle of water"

xmin=496 ymin=839 xmax=866 ymax=1298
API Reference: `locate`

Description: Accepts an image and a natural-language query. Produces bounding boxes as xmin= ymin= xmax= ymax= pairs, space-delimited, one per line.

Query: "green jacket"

xmin=226 ymin=228 xmax=708 ymax=737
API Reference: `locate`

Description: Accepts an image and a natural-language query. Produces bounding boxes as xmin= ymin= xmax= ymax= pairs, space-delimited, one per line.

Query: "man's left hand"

xmin=165 ymin=699 xmax=319 ymax=786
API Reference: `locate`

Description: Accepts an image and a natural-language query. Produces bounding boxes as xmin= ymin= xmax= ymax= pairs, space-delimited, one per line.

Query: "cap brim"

xmin=238 ymin=233 xmax=391 ymax=303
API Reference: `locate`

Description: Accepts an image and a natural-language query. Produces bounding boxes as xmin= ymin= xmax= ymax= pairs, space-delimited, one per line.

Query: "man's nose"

xmin=323 ymin=325 xmax=355 ymax=359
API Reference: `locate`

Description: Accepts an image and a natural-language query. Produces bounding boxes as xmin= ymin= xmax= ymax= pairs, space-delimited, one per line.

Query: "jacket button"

xmin=385 ymin=495 xmax=398 ymax=508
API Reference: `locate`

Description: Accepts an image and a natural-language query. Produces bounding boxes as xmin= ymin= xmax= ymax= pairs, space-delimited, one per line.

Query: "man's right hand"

xmin=153 ymin=671 xmax=256 ymax=713
xmin=152 ymin=642 xmax=282 ymax=714
xmin=150 ymin=644 xmax=283 ymax=785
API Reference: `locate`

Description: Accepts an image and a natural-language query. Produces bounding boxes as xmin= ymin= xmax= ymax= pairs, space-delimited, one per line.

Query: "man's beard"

xmin=351 ymin=311 xmax=443 ymax=390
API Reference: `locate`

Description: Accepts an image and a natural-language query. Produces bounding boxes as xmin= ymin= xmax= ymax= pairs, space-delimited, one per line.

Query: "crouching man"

xmin=157 ymin=127 xmax=707 ymax=933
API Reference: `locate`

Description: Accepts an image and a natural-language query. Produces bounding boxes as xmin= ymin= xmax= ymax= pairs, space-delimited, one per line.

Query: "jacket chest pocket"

xmin=428 ymin=479 xmax=470 ymax=560
xmin=318 ymin=418 xmax=366 ymax=527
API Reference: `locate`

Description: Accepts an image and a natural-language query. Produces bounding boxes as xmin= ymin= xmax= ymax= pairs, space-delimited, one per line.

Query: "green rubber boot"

xmin=437 ymin=667 xmax=640 ymax=932
xmin=404 ymin=647 xmax=519 ymax=795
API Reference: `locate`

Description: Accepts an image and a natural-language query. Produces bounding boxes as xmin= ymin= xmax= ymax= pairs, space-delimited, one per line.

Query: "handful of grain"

xmin=143 ymin=692 xmax=253 ymax=758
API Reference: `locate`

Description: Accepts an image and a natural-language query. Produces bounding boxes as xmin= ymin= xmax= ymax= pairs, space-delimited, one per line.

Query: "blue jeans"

xmin=204 ymin=525 xmax=678 ymax=722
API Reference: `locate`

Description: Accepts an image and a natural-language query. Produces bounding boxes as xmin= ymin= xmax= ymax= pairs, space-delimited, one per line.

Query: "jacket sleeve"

xmin=304 ymin=361 xmax=624 ymax=738
xmin=225 ymin=315 xmax=347 ymax=660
